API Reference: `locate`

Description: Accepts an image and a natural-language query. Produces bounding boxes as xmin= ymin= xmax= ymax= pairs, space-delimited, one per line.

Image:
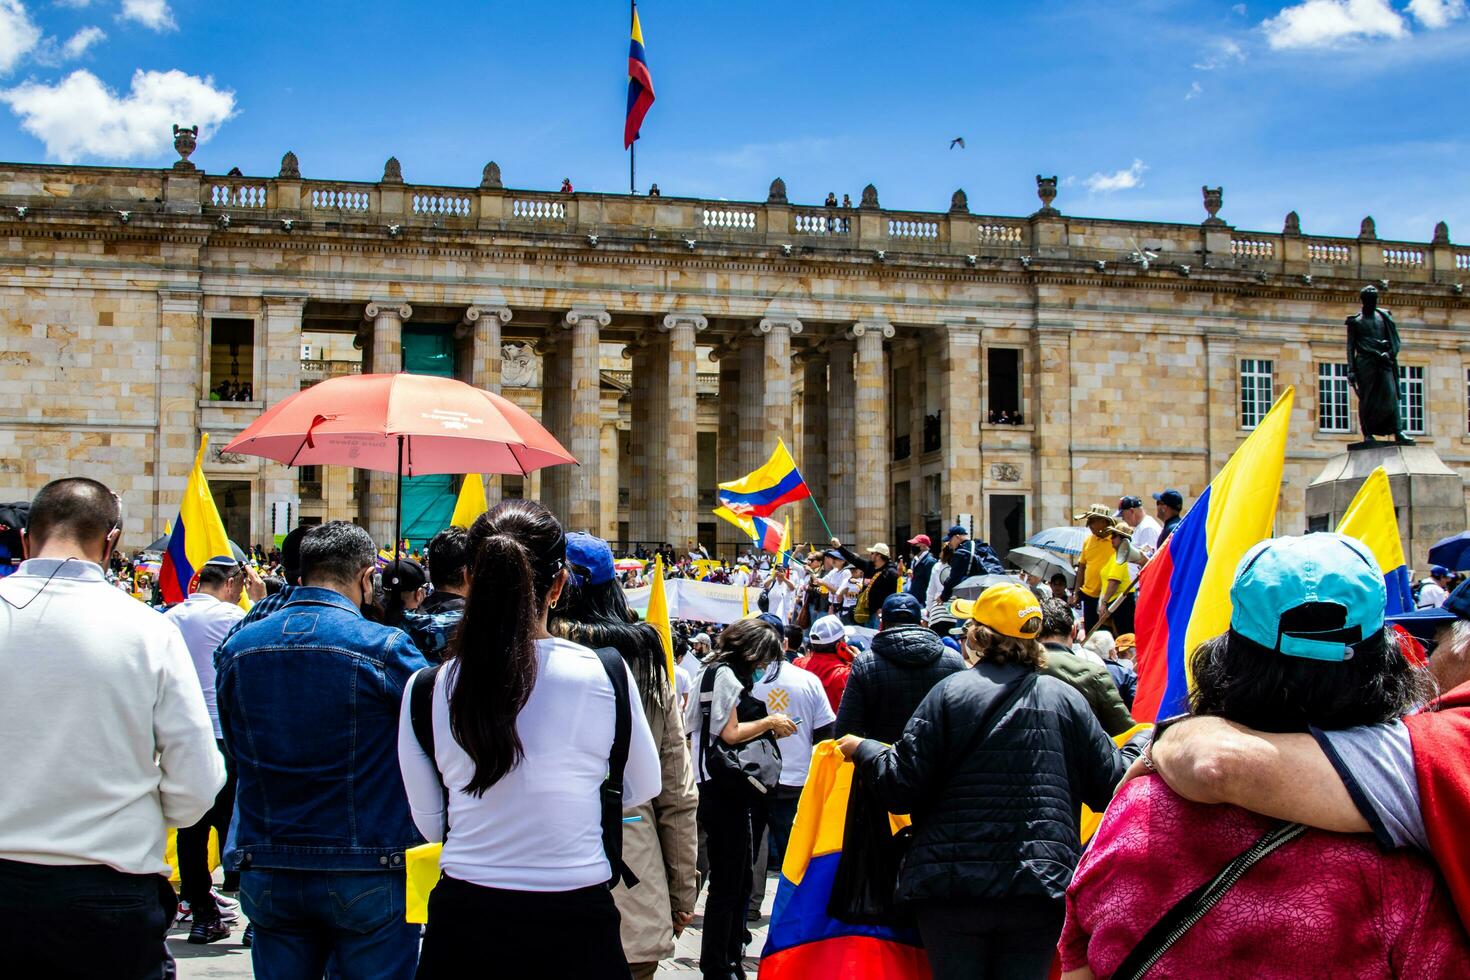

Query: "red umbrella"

xmin=224 ymin=372 xmax=577 ymax=552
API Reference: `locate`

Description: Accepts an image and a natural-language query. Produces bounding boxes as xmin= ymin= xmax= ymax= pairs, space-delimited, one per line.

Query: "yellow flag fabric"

xmin=1078 ymin=723 xmax=1153 ymax=843
xmin=405 ymin=842 xmax=442 ymax=923
xmin=1336 ymin=465 xmax=1413 ymax=614
xmin=450 ymin=474 xmax=488 ymax=529
xmin=647 ymin=555 xmax=676 ymax=686
xmin=160 ymin=435 xmax=248 ymax=609
xmin=713 ymin=504 xmax=756 ymax=540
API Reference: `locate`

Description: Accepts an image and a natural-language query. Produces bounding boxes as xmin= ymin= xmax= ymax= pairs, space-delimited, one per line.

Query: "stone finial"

xmin=172 ymin=124 xmax=198 ymax=171
xmin=1201 ymin=185 xmax=1224 ymax=225
xmin=1035 ymin=174 xmax=1059 ymax=215
xmin=1359 ymin=216 xmax=1377 ymax=240
xmin=949 ymin=188 xmax=969 ymax=214
xmin=1433 ymin=220 xmax=1450 ymax=245
xmin=767 ymin=177 xmax=788 ymax=205
xmin=480 ymin=161 xmax=503 ymax=189
xmin=860 ymin=183 xmax=879 ymax=209
xmin=278 ymin=150 xmax=300 ymax=179
xmin=1283 ymin=210 xmax=1301 ymax=236
xmin=381 ymin=156 xmax=404 ymax=184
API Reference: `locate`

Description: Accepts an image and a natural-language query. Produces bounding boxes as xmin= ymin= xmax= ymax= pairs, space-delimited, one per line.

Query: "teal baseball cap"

xmin=1229 ymin=533 xmax=1385 ymax=662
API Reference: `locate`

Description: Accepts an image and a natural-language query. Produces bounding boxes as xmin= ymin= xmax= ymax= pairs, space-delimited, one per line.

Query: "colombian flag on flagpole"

xmin=1133 ymin=387 xmax=1295 ymax=722
xmin=717 ymin=440 xmax=812 ymax=519
xmin=624 ymin=3 xmax=655 ymax=149
xmin=159 ymin=435 xmax=236 ymax=606
xmin=1336 ymin=466 xmax=1413 ymax=616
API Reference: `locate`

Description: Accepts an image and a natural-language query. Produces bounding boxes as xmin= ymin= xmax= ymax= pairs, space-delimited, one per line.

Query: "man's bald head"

xmin=26 ymin=478 xmax=119 ymax=550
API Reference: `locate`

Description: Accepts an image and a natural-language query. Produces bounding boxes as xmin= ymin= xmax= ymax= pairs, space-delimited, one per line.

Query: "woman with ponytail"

xmin=398 ymin=501 xmax=661 ymax=978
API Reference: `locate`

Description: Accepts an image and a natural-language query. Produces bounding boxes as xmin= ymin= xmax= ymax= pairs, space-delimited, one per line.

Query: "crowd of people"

xmin=5 ymin=475 xmax=1470 ymax=979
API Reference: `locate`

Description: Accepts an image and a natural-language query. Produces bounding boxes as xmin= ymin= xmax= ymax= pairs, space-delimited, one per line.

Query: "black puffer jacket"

xmin=853 ymin=661 xmax=1144 ymax=904
xmin=834 ymin=625 xmax=965 ymax=744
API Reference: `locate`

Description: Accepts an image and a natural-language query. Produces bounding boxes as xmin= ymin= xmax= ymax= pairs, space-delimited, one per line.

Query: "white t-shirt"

xmin=398 ymin=637 xmax=661 ymax=891
xmin=765 ymin=576 xmax=797 ymax=624
xmin=1417 ymin=582 xmax=1449 ymax=609
xmin=731 ymin=568 xmax=753 ymax=587
xmin=1132 ymin=515 xmax=1163 ymax=556
xmin=820 ymin=569 xmax=850 ymax=606
xmin=674 ymin=664 xmax=693 ymax=712
xmin=683 ymin=663 xmax=747 ymax=784
xmin=162 ymin=591 xmax=245 ymax=738
xmin=751 ymin=662 xmax=835 ymax=787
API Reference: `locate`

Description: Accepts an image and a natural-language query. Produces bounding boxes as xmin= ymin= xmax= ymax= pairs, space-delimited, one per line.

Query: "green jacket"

xmin=1039 ymin=643 xmax=1136 ymax=737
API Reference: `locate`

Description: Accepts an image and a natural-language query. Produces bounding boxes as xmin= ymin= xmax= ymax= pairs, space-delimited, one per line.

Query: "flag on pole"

xmin=624 ymin=3 xmax=655 ymax=149
xmin=159 ymin=434 xmax=236 ymax=606
xmin=1132 ymin=387 xmax=1295 ymax=722
xmin=647 ymin=555 xmax=675 ymax=687
xmin=1336 ymin=466 xmax=1413 ymax=616
xmin=450 ymin=474 xmax=487 ymax=529
xmin=717 ymin=440 xmax=812 ymax=519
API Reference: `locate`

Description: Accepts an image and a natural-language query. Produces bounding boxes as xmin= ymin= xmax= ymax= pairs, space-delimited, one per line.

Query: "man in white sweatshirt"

xmin=0 ymin=478 xmax=223 ymax=978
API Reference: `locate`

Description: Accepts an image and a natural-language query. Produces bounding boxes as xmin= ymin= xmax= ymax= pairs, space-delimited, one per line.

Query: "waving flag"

xmin=647 ymin=555 xmax=675 ymax=686
xmin=624 ymin=3 xmax=655 ymax=149
xmin=1133 ymin=387 xmax=1295 ymax=722
xmin=759 ymin=743 xmax=928 ymax=979
xmin=717 ymin=440 xmax=812 ymax=519
xmin=450 ymin=474 xmax=487 ymax=529
xmin=159 ymin=435 xmax=236 ymax=605
xmin=1336 ymin=466 xmax=1413 ymax=616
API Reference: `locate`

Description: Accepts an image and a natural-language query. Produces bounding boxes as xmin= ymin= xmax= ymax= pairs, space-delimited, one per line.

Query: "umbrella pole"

xmin=394 ymin=435 xmax=404 ymax=563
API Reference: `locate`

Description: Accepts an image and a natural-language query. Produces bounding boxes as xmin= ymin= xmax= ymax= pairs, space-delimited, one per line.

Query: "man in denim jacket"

xmin=216 ymin=521 xmax=428 ymax=978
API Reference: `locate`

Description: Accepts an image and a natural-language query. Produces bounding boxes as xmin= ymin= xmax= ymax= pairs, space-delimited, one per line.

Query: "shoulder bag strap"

xmin=408 ymin=663 xmax=447 ymax=834
xmin=1113 ymin=821 xmax=1307 ymax=980
xmin=950 ymin=671 xmax=1037 ymax=767
xmin=591 ymin=646 xmax=639 ymax=889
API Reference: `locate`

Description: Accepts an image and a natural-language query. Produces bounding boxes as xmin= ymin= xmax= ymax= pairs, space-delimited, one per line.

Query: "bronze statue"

xmin=1347 ymin=284 xmax=1412 ymax=447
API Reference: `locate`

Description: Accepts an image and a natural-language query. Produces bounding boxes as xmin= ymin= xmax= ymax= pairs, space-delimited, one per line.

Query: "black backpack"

xmin=408 ymin=647 xmax=639 ymax=889
xmin=939 ymin=540 xmax=1007 ymax=601
xmin=0 ymin=501 xmax=26 ymax=565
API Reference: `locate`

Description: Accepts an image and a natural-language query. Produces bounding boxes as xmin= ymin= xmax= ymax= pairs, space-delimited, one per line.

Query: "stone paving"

xmin=173 ymin=873 xmax=776 ymax=978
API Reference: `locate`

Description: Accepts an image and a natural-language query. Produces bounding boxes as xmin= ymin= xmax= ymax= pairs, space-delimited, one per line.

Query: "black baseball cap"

xmin=1153 ymin=489 xmax=1185 ymax=509
xmin=881 ymin=592 xmax=923 ymax=625
xmin=1119 ymin=495 xmax=1144 ymax=510
xmin=383 ymin=558 xmax=426 ymax=592
xmin=946 ymin=524 xmax=969 ymax=538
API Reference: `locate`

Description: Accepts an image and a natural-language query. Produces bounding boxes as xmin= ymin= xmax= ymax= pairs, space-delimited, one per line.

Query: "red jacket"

xmin=1404 ymin=679 xmax=1470 ymax=929
xmin=794 ymin=647 xmax=852 ymax=714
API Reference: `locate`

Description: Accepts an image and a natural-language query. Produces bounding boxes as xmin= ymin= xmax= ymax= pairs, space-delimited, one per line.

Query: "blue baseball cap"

xmin=565 ymin=532 xmax=616 ymax=587
xmin=1390 ymin=577 xmax=1470 ymax=644
xmin=946 ymin=524 xmax=969 ymax=538
xmin=1229 ymin=533 xmax=1385 ymax=662
xmin=1430 ymin=565 xmax=1452 ymax=578
xmin=1153 ymin=489 xmax=1185 ymax=509
xmin=880 ymin=592 xmax=923 ymax=625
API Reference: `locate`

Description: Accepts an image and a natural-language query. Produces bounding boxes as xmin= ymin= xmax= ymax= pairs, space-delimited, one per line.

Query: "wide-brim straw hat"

xmin=1108 ymin=521 xmax=1133 ymax=539
xmin=1073 ymin=503 xmax=1113 ymax=523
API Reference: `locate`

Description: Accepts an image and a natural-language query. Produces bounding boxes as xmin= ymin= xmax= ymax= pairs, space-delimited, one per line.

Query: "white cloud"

xmin=0 ymin=68 xmax=234 ymax=163
xmin=0 ymin=0 xmax=43 ymax=75
xmin=1193 ymin=38 xmax=1247 ymax=68
xmin=119 ymin=0 xmax=174 ymax=31
xmin=1233 ymin=3 xmax=1249 ymax=13
xmin=1185 ymin=81 xmax=1204 ymax=100
xmin=1262 ymin=0 xmax=1406 ymax=49
xmin=62 ymin=25 xmax=105 ymax=58
xmin=1084 ymin=159 xmax=1148 ymax=194
xmin=1407 ymin=0 xmax=1468 ymax=27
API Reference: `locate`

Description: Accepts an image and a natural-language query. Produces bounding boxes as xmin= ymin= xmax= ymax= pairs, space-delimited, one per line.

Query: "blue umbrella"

xmin=1027 ymin=526 xmax=1088 ymax=559
xmin=1428 ymin=531 xmax=1470 ymax=571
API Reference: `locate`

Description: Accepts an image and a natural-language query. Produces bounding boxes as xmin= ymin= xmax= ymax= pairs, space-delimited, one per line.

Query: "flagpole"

xmin=807 ymin=494 xmax=835 ymax=542
xmin=629 ymin=0 xmax=636 ymax=195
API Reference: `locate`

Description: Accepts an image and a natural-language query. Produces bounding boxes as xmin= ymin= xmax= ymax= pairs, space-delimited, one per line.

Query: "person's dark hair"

xmin=196 ymin=563 xmax=238 ymax=590
xmin=783 ymin=624 xmax=804 ymax=654
xmin=710 ymin=617 xmax=783 ymax=691
xmin=298 ymin=521 xmax=375 ymax=586
xmin=1038 ymin=596 xmax=1074 ymax=641
xmin=970 ymin=623 xmax=1048 ymax=670
xmin=550 ymin=572 xmax=667 ymax=699
xmin=261 ymin=575 xmax=286 ymax=596
xmin=278 ymin=525 xmax=309 ymax=584
xmin=27 ymin=477 xmax=118 ymax=547
xmin=427 ymin=526 xmax=473 ymax=591
xmin=1189 ymin=617 xmax=1431 ymax=733
xmin=450 ymin=500 xmax=566 ymax=796
xmin=808 ymin=639 xmax=838 ymax=654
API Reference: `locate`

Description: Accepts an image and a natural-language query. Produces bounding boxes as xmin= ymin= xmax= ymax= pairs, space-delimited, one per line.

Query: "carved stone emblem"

xmin=860 ymin=183 xmax=879 ymax=209
xmin=950 ymin=188 xmax=969 ymax=214
xmin=501 ymin=342 xmax=539 ymax=388
xmin=278 ymin=151 xmax=300 ymax=179
xmin=382 ymin=157 xmax=404 ymax=184
xmin=481 ymin=161 xmax=503 ymax=189
xmin=1283 ymin=210 xmax=1301 ymax=236
xmin=767 ymin=177 xmax=787 ymax=205
xmin=990 ymin=462 xmax=1021 ymax=483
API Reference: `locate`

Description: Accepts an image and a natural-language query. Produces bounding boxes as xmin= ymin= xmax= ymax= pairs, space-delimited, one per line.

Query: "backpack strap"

xmin=408 ymin=663 xmax=448 ymax=836
xmin=591 ymin=646 xmax=639 ymax=889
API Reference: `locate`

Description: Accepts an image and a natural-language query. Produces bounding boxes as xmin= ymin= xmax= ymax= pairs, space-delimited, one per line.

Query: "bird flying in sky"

xmin=949 ymin=137 xmax=965 ymax=150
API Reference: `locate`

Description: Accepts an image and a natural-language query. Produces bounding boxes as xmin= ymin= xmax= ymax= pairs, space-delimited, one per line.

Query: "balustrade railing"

xmin=1458 ymin=253 xmax=1470 ymax=271
xmin=1382 ymin=246 xmax=1424 ymax=269
xmin=511 ymin=198 xmax=566 ymax=221
xmin=976 ymin=222 xmax=1024 ymax=246
xmin=209 ymin=182 xmax=268 ymax=208
xmin=1231 ymin=238 xmax=1275 ymax=260
xmin=888 ymin=216 xmax=939 ymax=240
xmin=1306 ymin=241 xmax=1352 ymax=264
xmin=411 ymin=190 xmax=473 ymax=218
xmin=702 ymin=207 xmax=758 ymax=231
xmin=308 ymin=185 xmax=372 ymax=212
xmin=793 ymin=210 xmax=850 ymax=235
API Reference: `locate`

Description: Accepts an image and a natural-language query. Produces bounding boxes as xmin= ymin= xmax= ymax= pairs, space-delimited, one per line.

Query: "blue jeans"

xmin=240 ymin=869 xmax=418 ymax=980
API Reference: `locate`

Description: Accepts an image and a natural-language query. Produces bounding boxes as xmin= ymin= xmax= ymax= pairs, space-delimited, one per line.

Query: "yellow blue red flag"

xmin=1336 ymin=466 xmax=1413 ymax=615
xmin=717 ymin=440 xmax=811 ymax=519
xmin=1133 ymin=387 xmax=1295 ymax=721
xmin=159 ymin=435 xmax=236 ymax=605
xmin=624 ymin=3 xmax=655 ymax=149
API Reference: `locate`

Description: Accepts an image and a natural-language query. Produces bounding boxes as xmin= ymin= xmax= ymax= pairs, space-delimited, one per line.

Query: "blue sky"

xmin=0 ymin=0 xmax=1467 ymax=242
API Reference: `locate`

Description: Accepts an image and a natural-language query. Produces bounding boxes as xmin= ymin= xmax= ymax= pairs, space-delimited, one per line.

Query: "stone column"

xmin=940 ymin=323 xmax=983 ymax=531
xmin=601 ymin=422 xmax=620 ymax=544
xmin=626 ymin=337 xmax=654 ymax=545
xmin=1204 ymin=328 xmax=1239 ymax=474
xmin=853 ymin=321 xmax=894 ymax=546
xmin=460 ymin=304 xmax=512 ymax=505
xmin=826 ymin=337 xmax=857 ymax=542
xmin=738 ymin=333 xmax=765 ymax=475
xmin=645 ymin=332 xmax=672 ymax=545
xmin=715 ymin=343 xmax=743 ymax=557
xmin=663 ymin=313 xmax=707 ymax=553
xmin=261 ymin=293 xmax=306 ymax=536
xmin=155 ymin=288 xmax=202 ymax=530
xmin=539 ymin=335 xmax=572 ymax=521
xmin=1033 ymin=325 xmax=1072 ymax=528
xmin=564 ymin=308 xmax=609 ymax=533
xmin=799 ymin=352 xmax=829 ymax=546
xmin=758 ymin=317 xmax=802 ymax=452
xmin=364 ymin=301 xmax=411 ymax=546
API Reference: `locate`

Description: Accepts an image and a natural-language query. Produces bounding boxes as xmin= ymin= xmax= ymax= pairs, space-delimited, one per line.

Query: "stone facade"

xmin=2 ymin=156 xmax=1469 ymax=566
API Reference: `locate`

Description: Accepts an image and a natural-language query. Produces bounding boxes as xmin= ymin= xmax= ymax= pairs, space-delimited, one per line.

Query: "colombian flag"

xmin=159 ymin=435 xmax=236 ymax=606
xmin=759 ymin=743 xmax=928 ymax=979
xmin=1336 ymin=466 xmax=1413 ymax=616
xmin=716 ymin=440 xmax=812 ymax=519
xmin=752 ymin=515 xmax=786 ymax=555
xmin=1132 ymin=387 xmax=1295 ymax=722
xmin=624 ymin=3 xmax=655 ymax=149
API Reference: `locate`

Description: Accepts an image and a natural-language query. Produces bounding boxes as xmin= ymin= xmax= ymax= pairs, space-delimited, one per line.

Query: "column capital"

xmin=365 ymin=300 xmax=412 ymax=321
xmin=261 ymin=291 xmax=309 ymax=313
xmin=455 ymin=305 xmax=511 ymax=339
xmin=564 ymin=307 xmax=611 ymax=329
xmin=756 ymin=316 xmax=803 ymax=336
xmin=661 ymin=312 xmax=709 ymax=332
xmin=941 ymin=320 xmax=984 ymax=336
xmin=848 ymin=320 xmax=895 ymax=341
xmin=621 ymin=334 xmax=650 ymax=360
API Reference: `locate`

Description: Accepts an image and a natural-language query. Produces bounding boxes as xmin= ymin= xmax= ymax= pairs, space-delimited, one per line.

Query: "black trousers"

xmin=914 ymin=896 xmax=1065 ymax=980
xmin=176 ymin=737 xmax=236 ymax=909
xmin=1104 ymin=593 xmax=1136 ymax=636
xmin=698 ymin=777 xmax=764 ymax=977
xmin=1080 ymin=593 xmax=1100 ymax=632
xmin=416 ymin=874 xmax=630 ymax=980
xmin=0 ymin=857 xmax=176 ymax=980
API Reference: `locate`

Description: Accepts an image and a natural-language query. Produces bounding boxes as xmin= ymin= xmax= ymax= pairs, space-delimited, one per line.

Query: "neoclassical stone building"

xmin=2 ymin=139 xmax=1469 ymax=564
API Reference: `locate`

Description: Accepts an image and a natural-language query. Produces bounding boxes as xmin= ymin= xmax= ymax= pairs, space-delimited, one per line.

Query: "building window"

xmin=986 ymin=348 xmax=1022 ymax=424
xmin=1239 ymin=359 xmax=1273 ymax=429
xmin=208 ymin=318 xmax=255 ymax=401
xmin=1317 ymin=362 xmax=1353 ymax=433
xmin=299 ymin=465 xmax=322 ymax=500
xmin=987 ymin=495 xmax=1027 ymax=560
xmin=1398 ymin=365 xmax=1426 ymax=435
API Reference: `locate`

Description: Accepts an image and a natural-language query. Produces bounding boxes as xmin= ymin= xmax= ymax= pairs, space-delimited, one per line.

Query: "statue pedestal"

xmin=1305 ymin=444 xmax=1465 ymax=571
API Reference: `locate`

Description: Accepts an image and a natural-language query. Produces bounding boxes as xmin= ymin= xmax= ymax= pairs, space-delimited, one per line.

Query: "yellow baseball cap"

xmin=950 ymin=583 xmax=1044 ymax=639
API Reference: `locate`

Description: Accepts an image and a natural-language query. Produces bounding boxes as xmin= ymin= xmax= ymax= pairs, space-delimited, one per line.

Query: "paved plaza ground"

xmin=172 ymin=873 xmax=776 ymax=978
